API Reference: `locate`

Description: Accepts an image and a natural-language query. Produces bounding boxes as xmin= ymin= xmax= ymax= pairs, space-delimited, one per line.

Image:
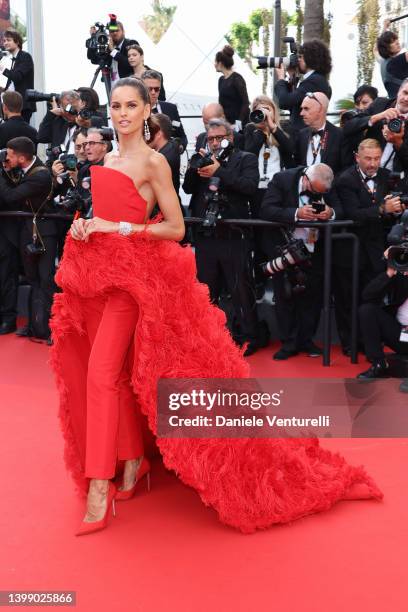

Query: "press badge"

xmin=400 ymin=326 xmax=408 ymax=343
xmin=259 ymin=177 xmax=269 ymax=189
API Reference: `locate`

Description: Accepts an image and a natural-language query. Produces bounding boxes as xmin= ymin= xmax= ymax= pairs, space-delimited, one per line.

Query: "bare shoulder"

xmin=103 ymin=151 xmax=120 ymax=168
xmin=146 ymin=148 xmax=170 ymax=175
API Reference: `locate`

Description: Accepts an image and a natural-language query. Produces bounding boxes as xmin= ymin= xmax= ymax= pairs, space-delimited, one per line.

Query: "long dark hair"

xmin=110 ymin=77 xmax=159 ymax=144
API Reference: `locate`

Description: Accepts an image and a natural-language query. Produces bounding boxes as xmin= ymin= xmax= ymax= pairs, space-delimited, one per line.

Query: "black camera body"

xmin=25 ymin=241 xmax=46 ymax=257
xmin=256 ymin=37 xmax=299 ymax=70
xmin=202 ymin=177 xmax=228 ymax=228
xmin=57 ymin=178 xmax=92 ymax=216
xmin=86 ymin=14 xmax=119 ymax=63
xmin=190 ymin=139 xmax=234 ymax=170
xmin=382 ymin=116 xmax=407 ymax=134
xmin=261 ymin=233 xmax=312 ymax=299
xmin=387 ymin=210 xmax=408 ymax=272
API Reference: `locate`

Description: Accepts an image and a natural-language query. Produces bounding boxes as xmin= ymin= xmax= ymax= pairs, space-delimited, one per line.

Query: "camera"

xmin=261 ymin=233 xmax=312 ymax=299
xmin=249 ymin=109 xmax=267 ymax=125
xmin=25 ymin=241 xmax=46 ymax=257
xmin=57 ymin=177 xmax=92 ymax=216
xmin=189 ymin=138 xmax=234 ymax=170
xmin=386 ymin=172 xmax=408 ymax=210
xmin=382 ymin=116 xmax=407 ymax=134
xmin=202 ymin=177 xmax=228 ymax=228
xmin=256 ymin=37 xmax=299 ymax=70
xmin=25 ymin=89 xmax=60 ymax=104
xmin=86 ymin=14 xmax=119 ymax=63
xmin=387 ymin=210 xmax=408 ymax=272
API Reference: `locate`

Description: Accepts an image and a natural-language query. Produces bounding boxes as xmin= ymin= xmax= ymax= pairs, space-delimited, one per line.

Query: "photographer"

xmin=334 ymin=139 xmax=405 ymax=355
xmin=357 ymin=247 xmax=408 ymax=379
xmin=0 ymin=137 xmax=55 ymax=341
xmin=342 ymin=78 xmax=408 ymax=173
xmin=295 ymin=91 xmax=351 ymax=173
xmin=87 ymin=20 xmax=138 ymax=83
xmin=376 ymin=25 xmax=407 ymax=98
xmin=0 ymin=91 xmax=38 ymax=150
xmin=260 ymin=163 xmax=340 ymax=360
xmin=274 ymin=39 xmax=332 ymax=130
xmin=75 ymin=87 xmax=105 ymax=129
xmin=38 ymin=90 xmax=82 ymax=151
xmin=0 ymin=29 xmax=35 ymax=122
xmin=354 ymin=85 xmax=378 ymax=112
xmin=142 ymin=70 xmax=188 ymax=152
xmin=183 ymin=118 xmax=266 ymax=355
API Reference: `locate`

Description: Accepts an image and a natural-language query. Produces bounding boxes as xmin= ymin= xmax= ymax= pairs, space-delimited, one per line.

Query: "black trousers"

xmin=20 ymin=228 xmax=58 ymax=338
xmin=359 ymin=303 xmax=408 ymax=362
xmin=0 ymin=234 xmax=19 ymax=324
xmin=272 ymin=247 xmax=323 ymax=352
xmin=332 ymin=262 xmax=385 ymax=350
xmin=194 ymin=232 xmax=259 ymax=342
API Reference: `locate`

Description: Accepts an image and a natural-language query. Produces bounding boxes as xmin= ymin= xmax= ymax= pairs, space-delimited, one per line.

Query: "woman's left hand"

xmin=83 ymin=217 xmax=117 ymax=242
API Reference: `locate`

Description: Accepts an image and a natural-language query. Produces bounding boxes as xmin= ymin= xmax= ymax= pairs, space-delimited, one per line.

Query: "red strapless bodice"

xmin=90 ymin=165 xmax=147 ymax=224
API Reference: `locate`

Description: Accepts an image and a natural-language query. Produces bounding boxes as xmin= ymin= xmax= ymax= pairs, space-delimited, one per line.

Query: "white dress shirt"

xmin=397 ymin=298 xmax=408 ymax=326
xmin=306 ymin=123 xmax=326 ymax=166
xmin=110 ymin=39 xmax=125 ymax=83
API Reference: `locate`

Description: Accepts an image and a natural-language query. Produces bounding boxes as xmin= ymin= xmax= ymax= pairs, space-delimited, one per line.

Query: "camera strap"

xmin=25 ymin=166 xmax=54 ymax=251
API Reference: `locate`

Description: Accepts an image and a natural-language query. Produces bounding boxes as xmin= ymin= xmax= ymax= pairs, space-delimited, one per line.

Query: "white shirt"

xmin=358 ymin=168 xmax=376 ymax=192
xmin=258 ymin=144 xmax=281 ymax=189
xmin=110 ymin=39 xmax=125 ymax=82
xmin=397 ymin=298 xmax=408 ymax=326
xmin=293 ymin=176 xmax=335 ymax=252
xmin=64 ymin=125 xmax=76 ymax=154
xmin=381 ymin=142 xmax=395 ymax=170
xmin=5 ymin=50 xmax=19 ymax=92
xmin=298 ymin=69 xmax=315 ymax=87
xmin=306 ymin=123 xmax=326 ymax=166
xmin=22 ymin=156 xmax=37 ymax=174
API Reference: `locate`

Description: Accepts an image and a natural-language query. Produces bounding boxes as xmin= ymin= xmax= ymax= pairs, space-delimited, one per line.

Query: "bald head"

xmin=202 ymin=102 xmax=225 ymax=127
xmin=300 ymin=91 xmax=329 ymax=129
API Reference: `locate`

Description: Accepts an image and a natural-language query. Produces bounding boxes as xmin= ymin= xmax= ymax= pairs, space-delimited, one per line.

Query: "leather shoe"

xmin=16 ymin=325 xmax=32 ymax=337
xmin=273 ymin=348 xmax=298 ymax=361
xmin=0 ymin=321 xmax=17 ymax=335
xmin=357 ymin=361 xmax=390 ymax=380
xmin=243 ymin=342 xmax=260 ymax=357
xmin=299 ymin=343 xmax=323 ymax=358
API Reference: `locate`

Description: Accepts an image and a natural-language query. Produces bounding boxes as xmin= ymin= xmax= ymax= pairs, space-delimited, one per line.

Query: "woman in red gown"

xmin=50 ymin=78 xmax=382 ymax=536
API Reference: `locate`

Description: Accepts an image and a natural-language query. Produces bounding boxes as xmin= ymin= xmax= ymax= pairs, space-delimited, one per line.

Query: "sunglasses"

xmin=147 ymin=86 xmax=160 ymax=93
xmin=304 ymin=92 xmax=323 ymax=108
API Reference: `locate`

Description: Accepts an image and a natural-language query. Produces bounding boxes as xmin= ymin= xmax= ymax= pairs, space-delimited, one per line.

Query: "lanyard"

xmin=309 ymin=130 xmax=328 ymax=163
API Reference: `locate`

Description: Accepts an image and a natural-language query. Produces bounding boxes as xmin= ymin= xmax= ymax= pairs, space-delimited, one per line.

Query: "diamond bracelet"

xmin=118 ymin=221 xmax=132 ymax=236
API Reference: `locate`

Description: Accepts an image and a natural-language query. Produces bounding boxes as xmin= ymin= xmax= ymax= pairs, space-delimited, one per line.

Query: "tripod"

xmin=90 ymin=57 xmax=112 ymax=103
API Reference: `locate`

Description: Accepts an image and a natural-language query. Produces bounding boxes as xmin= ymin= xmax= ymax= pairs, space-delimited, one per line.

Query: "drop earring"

xmin=144 ymin=120 xmax=150 ymax=141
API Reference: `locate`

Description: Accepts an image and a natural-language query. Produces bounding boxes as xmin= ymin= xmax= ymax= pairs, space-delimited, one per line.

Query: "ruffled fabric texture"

xmin=50 ymin=232 xmax=383 ymax=533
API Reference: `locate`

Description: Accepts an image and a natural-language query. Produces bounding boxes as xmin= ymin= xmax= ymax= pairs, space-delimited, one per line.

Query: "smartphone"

xmin=312 ymin=202 xmax=325 ymax=214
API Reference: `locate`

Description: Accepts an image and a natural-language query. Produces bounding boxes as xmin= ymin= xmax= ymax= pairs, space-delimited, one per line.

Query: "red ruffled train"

xmin=50 ymin=166 xmax=383 ymax=533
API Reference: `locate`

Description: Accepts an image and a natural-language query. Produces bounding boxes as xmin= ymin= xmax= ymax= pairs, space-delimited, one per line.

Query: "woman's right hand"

xmin=70 ymin=218 xmax=87 ymax=241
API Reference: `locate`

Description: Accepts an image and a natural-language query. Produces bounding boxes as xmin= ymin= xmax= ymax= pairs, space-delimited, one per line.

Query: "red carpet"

xmin=1 ymin=335 xmax=407 ymax=611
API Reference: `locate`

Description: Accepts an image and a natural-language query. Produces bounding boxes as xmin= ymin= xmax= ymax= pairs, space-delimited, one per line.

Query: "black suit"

xmin=38 ymin=111 xmax=76 ymax=148
xmin=274 ymin=72 xmax=332 ymax=130
xmin=159 ymin=141 xmax=180 ymax=195
xmin=334 ymin=165 xmax=393 ymax=350
xmin=294 ymin=120 xmax=351 ymax=173
xmin=359 ymin=271 xmax=408 ymax=362
xmin=0 ymin=116 xmax=38 ymax=150
xmin=3 ymin=50 xmax=36 ymax=120
xmin=0 ymin=158 xmax=56 ymax=338
xmin=342 ymin=97 xmax=408 ymax=172
xmin=87 ymin=37 xmax=138 ymax=79
xmin=183 ymin=149 xmax=261 ymax=343
xmin=260 ymin=166 xmax=342 ymax=352
xmin=153 ymin=101 xmax=188 ymax=152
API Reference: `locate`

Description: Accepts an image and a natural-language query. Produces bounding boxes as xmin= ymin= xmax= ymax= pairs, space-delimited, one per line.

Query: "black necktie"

xmin=311 ymin=129 xmax=324 ymax=137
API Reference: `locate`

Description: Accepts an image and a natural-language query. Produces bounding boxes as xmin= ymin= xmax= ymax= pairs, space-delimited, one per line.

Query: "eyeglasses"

xmin=207 ymin=134 xmax=227 ymax=143
xmin=84 ymin=140 xmax=104 ymax=147
xmin=147 ymin=86 xmax=160 ymax=93
xmin=304 ymin=92 xmax=323 ymax=108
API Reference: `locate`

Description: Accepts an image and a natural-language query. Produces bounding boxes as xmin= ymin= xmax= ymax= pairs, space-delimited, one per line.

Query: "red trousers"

xmin=84 ymin=290 xmax=144 ymax=479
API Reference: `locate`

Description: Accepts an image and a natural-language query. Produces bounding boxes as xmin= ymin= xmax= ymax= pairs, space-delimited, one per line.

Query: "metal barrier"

xmin=0 ymin=211 xmax=359 ymax=367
